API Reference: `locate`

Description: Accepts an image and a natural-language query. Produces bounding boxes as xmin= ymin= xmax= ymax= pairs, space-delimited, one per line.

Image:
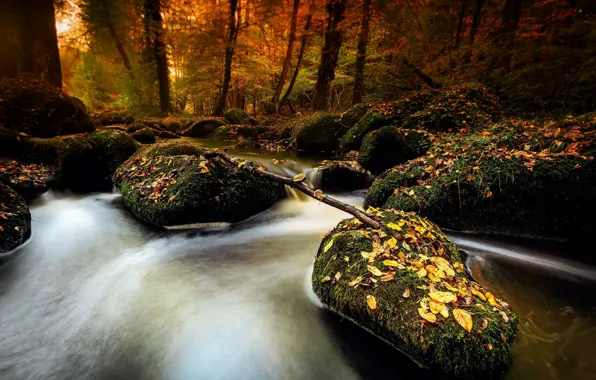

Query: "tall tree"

xmin=463 ymin=0 xmax=484 ymax=63
xmin=497 ymin=0 xmax=523 ymax=70
xmin=278 ymin=1 xmax=314 ymax=110
xmin=214 ymin=0 xmax=240 ymax=116
xmin=270 ymin=0 xmax=301 ymax=112
xmin=312 ymin=0 xmax=347 ymax=110
xmin=0 ymin=0 xmax=62 ymax=88
xmin=103 ymin=1 xmax=135 ymax=80
xmin=144 ymin=0 xmax=171 ymax=114
xmin=454 ymin=0 xmax=469 ymax=50
xmin=352 ymin=0 xmax=372 ymax=105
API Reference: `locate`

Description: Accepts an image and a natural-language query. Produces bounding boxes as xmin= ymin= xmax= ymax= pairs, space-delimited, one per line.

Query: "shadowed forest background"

xmin=2 ymin=0 xmax=595 ymax=116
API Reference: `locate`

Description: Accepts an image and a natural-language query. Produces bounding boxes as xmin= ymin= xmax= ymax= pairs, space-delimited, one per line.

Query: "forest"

xmin=0 ymin=0 xmax=595 ymax=380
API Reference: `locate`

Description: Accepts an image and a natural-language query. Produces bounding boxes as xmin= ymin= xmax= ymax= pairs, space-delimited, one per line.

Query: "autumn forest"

xmin=0 ymin=0 xmax=595 ymax=379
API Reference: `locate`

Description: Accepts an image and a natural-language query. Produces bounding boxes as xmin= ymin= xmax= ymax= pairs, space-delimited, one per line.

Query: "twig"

xmin=214 ymin=151 xmax=381 ymax=229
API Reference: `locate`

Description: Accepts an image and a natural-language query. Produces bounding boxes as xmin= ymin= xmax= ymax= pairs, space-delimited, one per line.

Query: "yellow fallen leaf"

xmin=418 ymin=308 xmax=437 ymax=323
xmin=386 ymin=237 xmax=397 ymax=248
xmin=293 ymin=173 xmax=306 ymax=182
xmin=361 ymin=251 xmax=377 ymax=261
xmin=428 ymin=272 xmax=441 ymax=282
xmin=387 ymin=222 xmax=402 ymax=231
xmin=482 ymin=318 xmax=488 ymax=330
xmin=366 ymin=295 xmax=377 ymax=310
xmin=429 ymin=299 xmax=445 ymax=314
xmin=238 ymin=161 xmax=247 ymax=168
xmin=500 ymin=311 xmax=510 ymax=323
xmin=380 ymin=273 xmax=395 ymax=281
xmin=344 ymin=256 xmax=350 ymax=262
xmin=367 ymin=265 xmax=382 ymax=276
xmin=429 ymin=290 xmax=457 ymax=303
xmin=417 ymin=268 xmax=427 ymax=278
xmin=402 ymin=242 xmax=411 ymax=251
xmin=314 ymin=189 xmax=325 ymax=200
xmin=323 ymin=239 xmax=334 ymax=253
xmin=334 ymin=272 xmax=341 ymax=282
xmin=348 ymin=276 xmax=363 ymax=287
xmin=471 ymin=288 xmax=487 ymax=301
xmin=430 ymin=256 xmax=455 ymax=277
xmin=487 ymin=343 xmax=493 ymax=351
xmin=321 ymin=276 xmax=331 ymax=283
xmin=200 ymin=165 xmax=209 ymax=173
xmin=453 ymin=308 xmax=473 ymax=332
xmin=402 ymin=288 xmax=410 ymax=298
xmin=442 ymin=282 xmax=458 ymax=292
xmin=485 ymin=292 xmax=499 ymax=307
xmin=383 ymin=260 xmax=401 ymax=267
xmin=440 ymin=306 xmax=449 ymax=318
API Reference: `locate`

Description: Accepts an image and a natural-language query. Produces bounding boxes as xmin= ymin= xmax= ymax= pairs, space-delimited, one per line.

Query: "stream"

xmin=0 ymin=140 xmax=595 ymax=380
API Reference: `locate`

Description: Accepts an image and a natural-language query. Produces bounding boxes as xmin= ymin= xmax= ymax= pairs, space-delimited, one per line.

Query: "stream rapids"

xmin=0 ymin=146 xmax=595 ymax=380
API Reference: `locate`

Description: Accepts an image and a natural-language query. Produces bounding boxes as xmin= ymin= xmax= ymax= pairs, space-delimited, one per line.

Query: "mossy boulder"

xmin=181 ymin=118 xmax=228 ymax=138
xmin=88 ymin=129 xmax=138 ymax=174
xmin=0 ymin=159 xmax=51 ymax=200
xmin=340 ymin=103 xmax=371 ymax=128
xmin=358 ymin=127 xmax=432 ymax=174
xmin=126 ymin=123 xmax=148 ymax=133
xmin=296 ymin=115 xmax=346 ymax=154
xmin=92 ymin=111 xmax=126 ymax=126
xmin=340 ymin=84 xmax=499 ymax=152
xmin=208 ymin=125 xmax=260 ymax=140
xmin=365 ymin=116 xmax=596 ymax=243
xmin=113 ymin=142 xmax=285 ymax=226
xmin=312 ymin=209 xmax=518 ymax=379
xmin=313 ymin=160 xmax=374 ymax=192
xmin=0 ymin=184 xmax=32 ymax=253
xmin=0 ymin=76 xmax=95 ymax=138
xmin=224 ymin=108 xmax=250 ymax=124
xmin=131 ymin=128 xmax=156 ymax=144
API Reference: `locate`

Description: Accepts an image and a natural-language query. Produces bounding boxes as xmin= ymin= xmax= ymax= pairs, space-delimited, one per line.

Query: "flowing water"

xmin=0 ymin=140 xmax=595 ymax=380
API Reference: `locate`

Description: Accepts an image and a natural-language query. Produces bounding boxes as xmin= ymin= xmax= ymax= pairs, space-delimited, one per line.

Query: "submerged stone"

xmin=113 ymin=142 xmax=285 ymax=227
xmin=0 ymin=184 xmax=31 ymax=254
xmin=312 ymin=209 xmax=518 ymax=379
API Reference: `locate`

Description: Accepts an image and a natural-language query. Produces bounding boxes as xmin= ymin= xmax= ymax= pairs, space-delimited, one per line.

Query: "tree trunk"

xmin=454 ymin=0 xmax=468 ymax=50
xmin=144 ymin=0 xmax=171 ymax=114
xmin=214 ymin=0 xmax=239 ymax=116
xmin=352 ymin=0 xmax=372 ymax=105
xmin=270 ymin=0 xmax=300 ymax=112
xmin=279 ymin=4 xmax=314 ymax=109
xmin=464 ymin=0 xmax=484 ymax=63
xmin=103 ymin=1 xmax=135 ymax=80
xmin=0 ymin=0 xmax=62 ymax=88
xmin=497 ymin=0 xmax=523 ymax=70
xmin=312 ymin=0 xmax=347 ymax=111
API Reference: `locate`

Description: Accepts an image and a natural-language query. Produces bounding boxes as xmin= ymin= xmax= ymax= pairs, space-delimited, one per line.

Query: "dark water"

xmin=0 ymin=142 xmax=595 ymax=380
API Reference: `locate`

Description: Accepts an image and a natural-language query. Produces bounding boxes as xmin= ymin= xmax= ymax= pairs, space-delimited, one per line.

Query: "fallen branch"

xmin=214 ymin=151 xmax=381 ymax=229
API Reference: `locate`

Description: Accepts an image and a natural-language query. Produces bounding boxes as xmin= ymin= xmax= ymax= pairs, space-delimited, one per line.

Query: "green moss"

xmin=0 ymin=184 xmax=31 ymax=253
xmin=113 ymin=142 xmax=285 ymax=226
xmin=339 ymin=109 xmax=394 ymax=152
xmin=208 ymin=125 xmax=259 ymax=140
xmin=131 ymin=128 xmax=156 ymax=144
xmin=0 ymin=76 xmax=95 ymax=137
xmin=358 ymin=127 xmax=431 ymax=174
xmin=181 ymin=118 xmax=228 ymax=138
xmin=312 ymin=210 xmax=518 ymax=379
xmin=224 ymin=108 xmax=250 ymax=124
xmin=315 ymin=161 xmax=374 ymax=191
xmin=340 ymin=103 xmax=372 ymax=128
xmin=295 ymin=114 xmax=345 ymax=154
xmin=88 ymin=129 xmax=138 ymax=173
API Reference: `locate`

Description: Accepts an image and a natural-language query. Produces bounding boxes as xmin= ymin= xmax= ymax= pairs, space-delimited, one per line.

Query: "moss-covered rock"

xmin=0 ymin=76 xmax=95 ymax=138
xmin=340 ymin=103 xmax=371 ymax=128
xmin=208 ymin=125 xmax=260 ymax=140
xmin=340 ymin=84 xmax=499 ymax=152
xmin=0 ymin=159 xmax=51 ymax=200
xmin=313 ymin=160 xmax=374 ymax=192
xmin=88 ymin=129 xmax=138 ymax=174
xmin=224 ymin=108 xmax=250 ymax=124
xmin=131 ymin=128 xmax=156 ymax=144
xmin=358 ymin=127 xmax=431 ymax=174
xmin=312 ymin=209 xmax=518 ymax=379
xmin=296 ymin=115 xmax=346 ymax=154
xmin=126 ymin=123 xmax=148 ymax=133
xmin=113 ymin=142 xmax=286 ymax=226
xmin=92 ymin=111 xmax=126 ymax=126
xmin=365 ymin=115 xmax=596 ymax=242
xmin=0 ymin=184 xmax=32 ymax=253
xmin=181 ymin=118 xmax=228 ymax=138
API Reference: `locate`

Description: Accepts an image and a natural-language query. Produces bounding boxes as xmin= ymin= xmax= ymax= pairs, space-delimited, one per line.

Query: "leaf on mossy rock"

xmin=366 ymin=295 xmax=377 ymax=310
xmin=402 ymin=288 xmax=410 ymax=298
xmin=453 ymin=308 xmax=473 ymax=332
xmin=418 ymin=308 xmax=436 ymax=323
